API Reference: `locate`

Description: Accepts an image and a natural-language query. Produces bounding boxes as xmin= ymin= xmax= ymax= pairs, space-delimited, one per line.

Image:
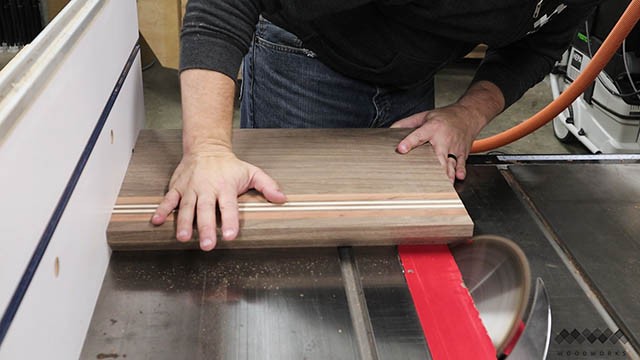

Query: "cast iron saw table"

xmin=81 ymin=154 xmax=640 ymax=360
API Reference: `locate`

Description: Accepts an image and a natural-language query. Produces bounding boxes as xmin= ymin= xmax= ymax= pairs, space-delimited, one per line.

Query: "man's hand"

xmin=151 ymin=148 xmax=287 ymax=251
xmin=151 ymin=69 xmax=286 ymax=251
xmin=391 ymin=104 xmax=484 ymax=182
xmin=391 ymin=81 xmax=505 ymax=183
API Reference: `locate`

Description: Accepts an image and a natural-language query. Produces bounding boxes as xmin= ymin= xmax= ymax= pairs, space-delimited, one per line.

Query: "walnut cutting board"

xmin=107 ymin=129 xmax=473 ymax=250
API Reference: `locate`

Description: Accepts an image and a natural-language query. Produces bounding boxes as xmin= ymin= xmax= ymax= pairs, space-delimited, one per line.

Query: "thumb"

xmin=251 ymin=168 xmax=287 ymax=204
xmin=390 ymin=111 xmax=428 ymax=128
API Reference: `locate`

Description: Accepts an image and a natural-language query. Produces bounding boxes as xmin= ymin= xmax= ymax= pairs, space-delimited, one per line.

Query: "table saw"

xmin=1 ymin=1 xmax=640 ymax=359
xmin=82 ymin=155 xmax=640 ymax=360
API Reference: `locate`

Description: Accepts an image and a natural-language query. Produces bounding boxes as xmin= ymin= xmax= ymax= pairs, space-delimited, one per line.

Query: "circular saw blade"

xmin=451 ymin=235 xmax=531 ymax=354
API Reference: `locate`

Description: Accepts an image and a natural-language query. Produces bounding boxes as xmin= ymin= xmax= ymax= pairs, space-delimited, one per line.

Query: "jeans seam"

xmin=372 ymin=88 xmax=393 ymax=128
xmin=255 ymin=36 xmax=316 ymax=57
xmin=248 ymin=36 xmax=256 ymax=128
xmin=371 ymin=87 xmax=381 ymax=128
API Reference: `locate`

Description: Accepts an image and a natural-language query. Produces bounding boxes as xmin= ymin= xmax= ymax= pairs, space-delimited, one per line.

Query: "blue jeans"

xmin=241 ymin=18 xmax=435 ymax=129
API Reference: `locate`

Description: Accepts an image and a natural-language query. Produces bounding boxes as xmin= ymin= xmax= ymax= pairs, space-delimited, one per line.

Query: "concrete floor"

xmin=142 ymin=61 xmax=588 ymax=155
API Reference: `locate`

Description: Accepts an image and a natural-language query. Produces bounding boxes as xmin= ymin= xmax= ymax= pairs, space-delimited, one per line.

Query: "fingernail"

xmin=177 ymin=230 xmax=189 ymax=239
xmin=152 ymin=214 xmax=161 ymax=222
xmin=201 ymin=238 xmax=213 ymax=249
xmin=223 ymin=229 xmax=235 ymax=239
xmin=398 ymin=144 xmax=408 ymax=153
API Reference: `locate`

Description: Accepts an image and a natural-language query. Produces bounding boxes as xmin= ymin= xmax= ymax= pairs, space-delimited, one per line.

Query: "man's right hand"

xmin=151 ymin=148 xmax=287 ymax=251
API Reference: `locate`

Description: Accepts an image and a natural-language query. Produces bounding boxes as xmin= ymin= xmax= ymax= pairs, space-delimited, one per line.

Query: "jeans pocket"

xmin=255 ymin=18 xmax=316 ymax=57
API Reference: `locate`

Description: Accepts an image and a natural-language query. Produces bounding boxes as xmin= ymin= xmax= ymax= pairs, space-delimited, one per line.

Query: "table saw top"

xmin=82 ymin=155 xmax=640 ymax=359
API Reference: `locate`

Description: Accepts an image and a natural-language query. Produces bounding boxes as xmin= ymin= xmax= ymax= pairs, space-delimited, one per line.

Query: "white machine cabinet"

xmin=0 ymin=1 xmax=144 ymax=358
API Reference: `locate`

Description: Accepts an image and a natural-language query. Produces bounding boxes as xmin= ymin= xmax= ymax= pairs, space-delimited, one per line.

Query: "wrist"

xmin=454 ymin=102 xmax=491 ymax=139
xmin=183 ymin=136 xmax=232 ymax=156
xmin=455 ymin=80 xmax=505 ymax=135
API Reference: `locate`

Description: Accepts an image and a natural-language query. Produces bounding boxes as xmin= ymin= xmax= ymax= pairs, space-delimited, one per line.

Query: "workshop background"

xmin=4 ymin=1 xmax=640 ymax=360
xmin=0 ymin=0 xmax=588 ymax=155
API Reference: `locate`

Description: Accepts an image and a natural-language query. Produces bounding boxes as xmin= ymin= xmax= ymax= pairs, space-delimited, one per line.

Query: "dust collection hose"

xmin=471 ymin=0 xmax=640 ymax=153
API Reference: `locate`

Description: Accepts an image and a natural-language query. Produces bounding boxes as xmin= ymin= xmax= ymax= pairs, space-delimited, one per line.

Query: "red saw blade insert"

xmin=399 ymin=245 xmax=496 ymax=359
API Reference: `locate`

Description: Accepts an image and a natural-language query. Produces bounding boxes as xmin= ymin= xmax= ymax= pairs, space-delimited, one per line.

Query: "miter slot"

xmin=339 ymin=247 xmax=379 ymax=360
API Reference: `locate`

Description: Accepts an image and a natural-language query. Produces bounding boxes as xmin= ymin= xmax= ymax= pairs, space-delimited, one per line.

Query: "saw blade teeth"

xmin=451 ymin=235 xmax=531 ymax=354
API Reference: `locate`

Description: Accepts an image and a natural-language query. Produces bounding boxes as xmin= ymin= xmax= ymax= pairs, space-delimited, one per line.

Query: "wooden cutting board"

xmin=107 ymin=129 xmax=473 ymax=250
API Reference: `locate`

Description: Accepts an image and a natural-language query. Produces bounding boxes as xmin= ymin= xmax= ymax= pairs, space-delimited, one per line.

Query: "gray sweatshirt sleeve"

xmin=472 ymin=3 xmax=596 ymax=108
xmin=180 ymin=0 xmax=262 ymax=79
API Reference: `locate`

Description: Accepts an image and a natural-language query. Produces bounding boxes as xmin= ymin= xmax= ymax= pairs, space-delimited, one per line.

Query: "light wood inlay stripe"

xmin=113 ymin=199 xmax=464 ymax=214
xmin=114 ymin=199 xmax=461 ymax=209
xmin=113 ymin=204 xmax=464 ymax=214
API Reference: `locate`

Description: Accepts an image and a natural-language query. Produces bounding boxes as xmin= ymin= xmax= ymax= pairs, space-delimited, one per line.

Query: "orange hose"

xmin=471 ymin=0 xmax=640 ymax=153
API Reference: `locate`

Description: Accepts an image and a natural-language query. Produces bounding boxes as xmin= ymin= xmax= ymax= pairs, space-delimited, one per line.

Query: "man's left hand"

xmin=391 ymin=80 xmax=506 ymax=183
xmin=390 ymin=103 xmax=486 ymax=183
